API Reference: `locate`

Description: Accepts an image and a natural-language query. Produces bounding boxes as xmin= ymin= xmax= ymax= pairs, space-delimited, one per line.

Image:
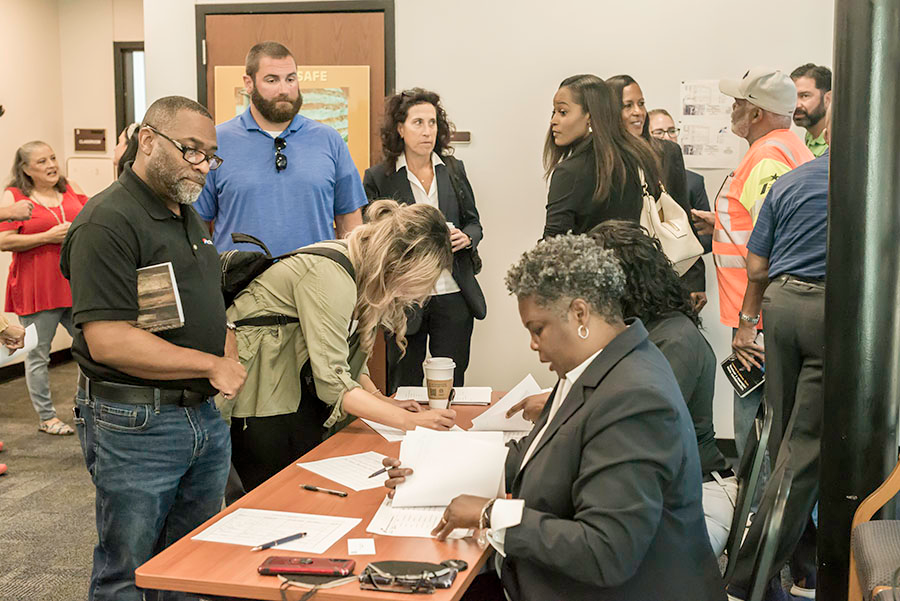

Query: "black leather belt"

xmin=78 ymin=372 xmax=207 ymax=407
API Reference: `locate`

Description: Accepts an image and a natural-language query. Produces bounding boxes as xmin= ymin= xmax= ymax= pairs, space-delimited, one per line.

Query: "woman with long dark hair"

xmin=606 ymin=74 xmax=707 ymax=306
xmin=363 ymin=88 xmax=486 ymax=393
xmin=542 ymin=74 xmax=662 ymax=238
xmin=591 ymin=219 xmax=735 ymax=557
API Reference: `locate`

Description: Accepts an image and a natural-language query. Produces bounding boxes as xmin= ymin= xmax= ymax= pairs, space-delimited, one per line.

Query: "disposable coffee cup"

xmin=423 ymin=357 xmax=455 ymax=409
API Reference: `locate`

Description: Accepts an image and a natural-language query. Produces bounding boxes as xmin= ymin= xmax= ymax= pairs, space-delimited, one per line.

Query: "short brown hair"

xmin=245 ymin=41 xmax=294 ymax=80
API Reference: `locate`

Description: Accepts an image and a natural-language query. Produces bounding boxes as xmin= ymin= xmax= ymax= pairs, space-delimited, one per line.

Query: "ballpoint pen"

xmin=301 ymin=484 xmax=348 ymax=497
xmin=367 ymin=466 xmax=388 ymax=479
xmin=251 ymin=531 xmax=307 ymax=552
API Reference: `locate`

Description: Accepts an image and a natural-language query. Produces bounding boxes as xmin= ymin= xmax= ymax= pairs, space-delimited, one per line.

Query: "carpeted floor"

xmin=0 ymin=360 xmax=94 ymax=601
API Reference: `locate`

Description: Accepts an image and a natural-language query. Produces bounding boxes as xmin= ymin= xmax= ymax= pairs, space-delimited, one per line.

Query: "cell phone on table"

xmin=257 ymin=556 xmax=356 ymax=576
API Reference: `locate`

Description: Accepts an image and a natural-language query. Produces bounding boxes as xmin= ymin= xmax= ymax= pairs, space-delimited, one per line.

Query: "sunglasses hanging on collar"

xmin=274 ymin=137 xmax=288 ymax=172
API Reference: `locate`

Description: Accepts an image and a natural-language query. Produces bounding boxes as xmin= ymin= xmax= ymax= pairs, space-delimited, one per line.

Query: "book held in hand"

xmin=721 ymin=353 xmax=765 ymax=398
xmin=135 ymin=262 xmax=184 ymax=332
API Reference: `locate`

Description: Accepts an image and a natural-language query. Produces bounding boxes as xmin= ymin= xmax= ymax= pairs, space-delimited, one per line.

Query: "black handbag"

xmin=443 ymin=156 xmax=483 ymax=275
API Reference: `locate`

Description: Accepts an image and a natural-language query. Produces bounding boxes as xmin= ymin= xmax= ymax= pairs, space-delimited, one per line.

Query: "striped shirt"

xmin=747 ymin=150 xmax=828 ymax=280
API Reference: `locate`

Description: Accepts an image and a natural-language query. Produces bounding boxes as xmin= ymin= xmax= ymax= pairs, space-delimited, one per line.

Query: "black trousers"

xmin=729 ymin=275 xmax=825 ymax=594
xmin=386 ymin=292 xmax=474 ymax=395
xmin=229 ymin=394 xmax=328 ymax=493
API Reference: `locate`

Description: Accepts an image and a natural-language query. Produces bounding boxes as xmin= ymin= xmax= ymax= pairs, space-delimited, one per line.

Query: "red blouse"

xmin=1 ymin=185 xmax=88 ymax=315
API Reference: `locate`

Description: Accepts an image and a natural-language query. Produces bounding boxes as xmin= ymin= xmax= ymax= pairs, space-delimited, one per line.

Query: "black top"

xmin=542 ymin=143 xmax=644 ymax=238
xmin=60 ymin=165 xmax=226 ymax=395
xmin=646 ymin=312 xmax=729 ymax=475
xmin=687 ymin=169 xmax=713 ymax=253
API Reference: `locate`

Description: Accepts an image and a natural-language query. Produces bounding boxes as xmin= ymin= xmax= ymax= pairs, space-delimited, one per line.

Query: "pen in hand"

xmin=368 ymin=467 xmax=388 ymax=479
xmin=301 ymin=484 xmax=348 ymax=497
xmin=251 ymin=531 xmax=307 ymax=552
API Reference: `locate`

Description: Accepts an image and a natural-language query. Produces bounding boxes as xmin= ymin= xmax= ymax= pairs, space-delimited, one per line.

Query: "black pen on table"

xmin=301 ymin=484 xmax=348 ymax=497
xmin=251 ymin=531 xmax=307 ymax=552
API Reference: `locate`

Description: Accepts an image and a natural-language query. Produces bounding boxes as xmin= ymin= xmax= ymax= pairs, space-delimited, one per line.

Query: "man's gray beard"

xmin=173 ymin=179 xmax=202 ymax=205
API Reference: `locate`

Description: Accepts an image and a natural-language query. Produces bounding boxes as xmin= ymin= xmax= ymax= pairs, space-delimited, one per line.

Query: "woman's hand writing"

xmin=406 ymin=408 xmax=456 ymax=431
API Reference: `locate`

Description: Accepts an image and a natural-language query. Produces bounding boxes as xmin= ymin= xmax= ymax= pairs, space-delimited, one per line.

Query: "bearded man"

xmin=60 ymin=96 xmax=247 ymax=600
xmin=791 ymin=63 xmax=832 ymax=157
xmin=195 ymin=41 xmax=366 ymax=255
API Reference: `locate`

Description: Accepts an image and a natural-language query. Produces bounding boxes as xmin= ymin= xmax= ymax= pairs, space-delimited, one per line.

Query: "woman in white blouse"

xmin=363 ymin=88 xmax=486 ymax=393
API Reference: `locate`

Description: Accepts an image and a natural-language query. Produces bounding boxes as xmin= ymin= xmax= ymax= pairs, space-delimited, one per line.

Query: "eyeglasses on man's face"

xmin=144 ymin=125 xmax=223 ymax=170
xmin=650 ymin=127 xmax=681 ymax=140
xmin=274 ymin=136 xmax=288 ymax=172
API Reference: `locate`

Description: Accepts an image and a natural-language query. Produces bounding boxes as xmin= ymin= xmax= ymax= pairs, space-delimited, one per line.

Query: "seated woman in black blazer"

xmin=363 ymin=88 xmax=486 ymax=393
xmin=542 ymin=74 xmax=663 ymax=238
xmin=381 ymin=234 xmax=725 ymax=601
xmin=606 ymin=74 xmax=708 ymax=309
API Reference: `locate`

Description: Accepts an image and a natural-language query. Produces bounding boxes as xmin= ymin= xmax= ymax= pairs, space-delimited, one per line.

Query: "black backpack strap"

xmin=231 ymin=232 xmax=273 ymax=257
xmin=232 ymin=244 xmax=355 ymax=329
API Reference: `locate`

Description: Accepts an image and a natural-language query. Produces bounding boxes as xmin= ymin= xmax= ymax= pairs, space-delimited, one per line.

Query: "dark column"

xmin=820 ymin=1 xmax=900 ymax=599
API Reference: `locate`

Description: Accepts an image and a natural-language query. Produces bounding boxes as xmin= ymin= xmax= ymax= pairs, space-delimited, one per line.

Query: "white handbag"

xmin=638 ymin=169 xmax=704 ymax=276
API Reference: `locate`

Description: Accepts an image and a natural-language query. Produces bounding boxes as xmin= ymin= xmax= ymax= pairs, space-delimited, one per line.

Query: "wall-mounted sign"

xmin=450 ymin=131 xmax=471 ymax=144
xmin=74 ymin=129 xmax=106 ymax=152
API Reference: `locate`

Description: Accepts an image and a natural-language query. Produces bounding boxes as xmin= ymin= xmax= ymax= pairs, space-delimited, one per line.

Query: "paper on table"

xmin=0 ymin=324 xmax=37 ymax=367
xmin=470 ymin=374 xmax=543 ymax=432
xmin=366 ymin=497 xmax=471 ymax=539
xmin=347 ymin=538 xmax=376 ymax=555
xmin=360 ymin=419 xmax=405 ymax=443
xmin=192 ymin=508 xmax=360 ymax=554
xmin=392 ymin=429 xmax=508 ymax=508
xmin=297 ymin=451 xmax=389 ymax=491
xmin=361 ymin=419 xmax=464 ymax=443
xmin=395 ymin=386 xmax=492 ymax=405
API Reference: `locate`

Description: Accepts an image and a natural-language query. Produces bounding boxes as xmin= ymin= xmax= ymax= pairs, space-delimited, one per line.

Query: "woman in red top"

xmin=0 ymin=141 xmax=87 ymax=435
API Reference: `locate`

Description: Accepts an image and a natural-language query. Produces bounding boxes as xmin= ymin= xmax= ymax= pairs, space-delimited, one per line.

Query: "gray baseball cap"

xmin=720 ymin=67 xmax=796 ymax=116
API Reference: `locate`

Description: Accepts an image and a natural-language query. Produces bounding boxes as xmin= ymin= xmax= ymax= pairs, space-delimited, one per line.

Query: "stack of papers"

xmin=392 ymin=429 xmax=508 ymax=508
xmin=192 ymin=508 xmax=360 ymax=554
xmin=470 ymin=374 xmax=544 ymax=433
xmin=366 ymin=497 xmax=471 ymax=539
xmin=360 ymin=419 xmax=464 ymax=443
xmin=297 ymin=451 xmax=388 ymax=491
xmin=395 ymin=386 xmax=492 ymax=405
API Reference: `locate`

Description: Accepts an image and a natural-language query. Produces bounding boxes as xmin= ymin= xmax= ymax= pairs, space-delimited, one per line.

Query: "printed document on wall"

xmin=679 ymin=80 xmax=744 ymax=169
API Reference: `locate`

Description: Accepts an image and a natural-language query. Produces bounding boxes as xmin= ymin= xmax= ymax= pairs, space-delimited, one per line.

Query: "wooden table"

xmin=136 ymin=397 xmax=501 ymax=600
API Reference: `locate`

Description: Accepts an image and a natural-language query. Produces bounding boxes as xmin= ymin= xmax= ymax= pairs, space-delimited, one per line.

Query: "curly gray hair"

xmin=505 ymin=234 xmax=626 ymax=321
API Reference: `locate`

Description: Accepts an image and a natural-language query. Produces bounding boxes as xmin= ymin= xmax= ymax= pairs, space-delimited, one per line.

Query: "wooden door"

xmin=198 ymin=3 xmax=394 ymax=390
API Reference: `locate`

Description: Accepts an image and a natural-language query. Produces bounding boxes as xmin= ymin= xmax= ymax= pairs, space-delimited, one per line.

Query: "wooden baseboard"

xmin=0 ymin=349 xmax=73 ymax=383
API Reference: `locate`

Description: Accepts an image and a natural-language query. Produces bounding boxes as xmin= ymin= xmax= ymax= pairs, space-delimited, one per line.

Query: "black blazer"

xmin=500 ymin=319 xmax=725 ymax=601
xmin=362 ymin=157 xmax=486 ymax=322
xmin=687 ymin=169 xmax=713 ymax=253
xmin=542 ymin=143 xmax=644 ymax=238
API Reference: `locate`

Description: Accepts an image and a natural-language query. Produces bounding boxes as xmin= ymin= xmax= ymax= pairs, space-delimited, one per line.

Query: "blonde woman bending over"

xmin=226 ymin=199 xmax=457 ymax=491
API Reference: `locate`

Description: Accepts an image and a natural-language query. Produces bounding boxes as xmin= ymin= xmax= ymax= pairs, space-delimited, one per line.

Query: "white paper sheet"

xmin=470 ymin=374 xmax=543 ymax=432
xmin=395 ymin=386 xmax=492 ymax=405
xmin=392 ymin=429 xmax=507 ymax=508
xmin=0 ymin=324 xmax=37 ymax=367
xmin=504 ymin=431 xmax=531 ymax=444
xmin=192 ymin=508 xmax=360 ymax=554
xmin=360 ymin=419 xmax=406 ymax=442
xmin=297 ymin=451 xmax=389 ymax=491
xmin=347 ymin=538 xmax=376 ymax=555
xmin=366 ymin=497 xmax=471 ymax=539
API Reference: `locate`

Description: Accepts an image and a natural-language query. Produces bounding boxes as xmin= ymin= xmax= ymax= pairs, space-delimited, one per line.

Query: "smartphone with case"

xmin=257 ymin=556 xmax=356 ymax=576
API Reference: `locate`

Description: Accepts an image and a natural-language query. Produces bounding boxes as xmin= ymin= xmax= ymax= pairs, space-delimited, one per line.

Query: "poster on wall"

xmin=214 ymin=65 xmax=370 ymax=173
xmin=678 ymin=80 xmax=743 ymax=169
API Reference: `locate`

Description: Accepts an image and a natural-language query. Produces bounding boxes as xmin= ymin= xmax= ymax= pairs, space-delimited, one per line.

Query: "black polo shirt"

xmin=60 ymin=165 xmax=225 ymax=395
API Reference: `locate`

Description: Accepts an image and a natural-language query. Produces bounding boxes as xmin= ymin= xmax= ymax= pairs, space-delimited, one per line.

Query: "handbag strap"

xmin=637 ymin=168 xmax=668 ymax=201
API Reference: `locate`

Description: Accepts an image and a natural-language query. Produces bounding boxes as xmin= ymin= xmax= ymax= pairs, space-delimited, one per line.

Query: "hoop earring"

xmin=578 ymin=325 xmax=589 ymax=339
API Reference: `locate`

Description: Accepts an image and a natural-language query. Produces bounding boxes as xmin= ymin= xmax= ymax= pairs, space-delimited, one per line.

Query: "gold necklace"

xmin=30 ymin=190 xmax=66 ymax=225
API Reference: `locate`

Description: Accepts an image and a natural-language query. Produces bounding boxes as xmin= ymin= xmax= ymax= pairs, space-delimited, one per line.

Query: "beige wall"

xmin=1 ymin=0 xmax=143 ymax=364
xmin=145 ymin=0 xmax=835 ymax=439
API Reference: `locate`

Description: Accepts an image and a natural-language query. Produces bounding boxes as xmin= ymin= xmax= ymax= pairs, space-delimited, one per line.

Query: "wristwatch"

xmin=225 ymin=321 xmax=237 ymax=332
xmin=738 ymin=312 xmax=760 ymax=325
xmin=479 ymin=498 xmax=496 ymax=530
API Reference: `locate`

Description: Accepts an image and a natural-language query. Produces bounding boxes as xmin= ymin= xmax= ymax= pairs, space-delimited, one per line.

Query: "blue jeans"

xmin=74 ymin=387 xmax=230 ymax=601
xmin=20 ymin=308 xmax=75 ymax=421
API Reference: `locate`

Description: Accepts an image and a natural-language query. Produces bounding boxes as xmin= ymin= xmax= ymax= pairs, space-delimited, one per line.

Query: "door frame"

xmin=194 ymin=1 xmax=396 ymax=105
xmin=113 ymin=41 xmax=145 ymax=136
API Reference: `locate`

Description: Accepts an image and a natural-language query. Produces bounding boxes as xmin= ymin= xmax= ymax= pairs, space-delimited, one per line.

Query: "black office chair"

xmin=746 ymin=468 xmax=794 ymax=601
xmin=724 ymin=395 xmax=774 ymax=581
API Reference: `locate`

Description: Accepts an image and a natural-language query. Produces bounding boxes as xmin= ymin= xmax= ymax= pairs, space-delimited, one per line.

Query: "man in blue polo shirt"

xmin=196 ymin=41 xmax=366 ymax=255
xmin=727 ymin=108 xmax=830 ymax=601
